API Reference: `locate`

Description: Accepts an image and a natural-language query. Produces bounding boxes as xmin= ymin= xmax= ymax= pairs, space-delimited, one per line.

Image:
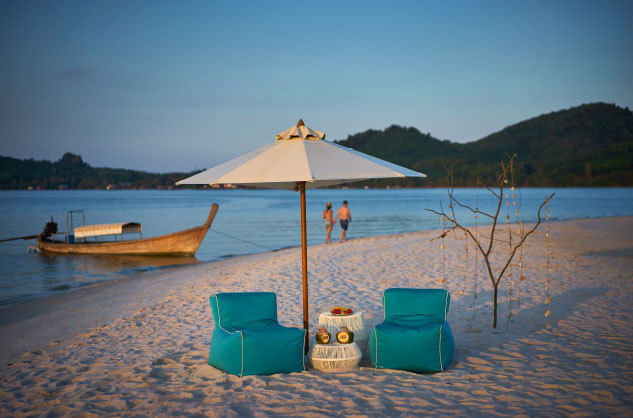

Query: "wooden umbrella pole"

xmin=299 ymin=181 xmax=310 ymax=353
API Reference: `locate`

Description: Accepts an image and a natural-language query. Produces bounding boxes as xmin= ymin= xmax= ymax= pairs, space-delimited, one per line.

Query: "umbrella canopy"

xmin=177 ymin=120 xmax=425 ymax=190
xmin=177 ymin=120 xmax=426 ymax=352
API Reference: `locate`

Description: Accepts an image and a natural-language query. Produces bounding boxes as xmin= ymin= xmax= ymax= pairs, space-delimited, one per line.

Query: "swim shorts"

xmin=325 ymin=219 xmax=332 ymax=228
xmin=340 ymin=219 xmax=349 ymax=231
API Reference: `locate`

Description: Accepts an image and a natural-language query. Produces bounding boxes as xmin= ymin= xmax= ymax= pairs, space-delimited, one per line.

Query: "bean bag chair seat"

xmin=209 ymin=292 xmax=306 ymax=376
xmin=370 ymin=288 xmax=454 ymax=373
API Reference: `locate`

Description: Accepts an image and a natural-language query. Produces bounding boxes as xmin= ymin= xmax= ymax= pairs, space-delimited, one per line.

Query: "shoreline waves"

xmin=1 ymin=216 xmax=632 ymax=416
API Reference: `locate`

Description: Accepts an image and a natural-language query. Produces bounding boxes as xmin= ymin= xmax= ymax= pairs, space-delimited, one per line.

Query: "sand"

xmin=1 ymin=216 xmax=632 ymax=417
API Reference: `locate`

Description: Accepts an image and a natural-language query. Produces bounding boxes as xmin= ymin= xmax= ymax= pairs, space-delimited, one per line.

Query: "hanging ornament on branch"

xmin=544 ymin=198 xmax=552 ymax=318
xmin=462 ymin=230 xmax=469 ymax=296
xmin=505 ymin=165 xmax=515 ymax=331
xmin=440 ymin=215 xmax=447 ymax=288
xmin=426 ymin=154 xmax=555 ymax=328
xmin=470 ymin=183 xmax=480 ymax=330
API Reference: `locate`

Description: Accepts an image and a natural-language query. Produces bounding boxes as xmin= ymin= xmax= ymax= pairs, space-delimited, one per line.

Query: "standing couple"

xmin=323 ymin=200 xmax=351 ymax=244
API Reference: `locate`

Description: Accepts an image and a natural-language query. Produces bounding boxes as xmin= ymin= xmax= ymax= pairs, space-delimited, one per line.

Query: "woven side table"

xmin=308 ymin=342 xmax=362 ymax=373
xmin=318 ymin=312 xmax=369 ymax=355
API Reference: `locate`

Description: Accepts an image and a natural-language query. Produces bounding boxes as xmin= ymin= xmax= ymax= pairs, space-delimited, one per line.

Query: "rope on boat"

xmin=210 ymin=229 xmax=279 ymax=252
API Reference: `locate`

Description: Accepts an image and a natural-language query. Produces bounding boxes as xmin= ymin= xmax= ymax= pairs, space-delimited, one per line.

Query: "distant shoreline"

xmin=4 ymin=103 xmax=633 ymax=190
xmin=3 ymin=185 xmax=633 ymax=191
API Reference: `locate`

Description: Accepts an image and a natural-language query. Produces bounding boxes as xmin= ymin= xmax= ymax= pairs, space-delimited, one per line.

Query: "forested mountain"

xmin=1 ymin=102 xmax=632 ymax=189
xmin=0 ymin=153 xmax=195 ymax=190
xmin=334 ymin=103 xmax=633 ymax=187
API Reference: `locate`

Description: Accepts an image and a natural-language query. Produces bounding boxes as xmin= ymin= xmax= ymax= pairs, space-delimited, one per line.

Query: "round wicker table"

xmin=308 ymin=342 xmax=362 ymax=373
xmin=318 ymin=312 xmax=369 ymax=355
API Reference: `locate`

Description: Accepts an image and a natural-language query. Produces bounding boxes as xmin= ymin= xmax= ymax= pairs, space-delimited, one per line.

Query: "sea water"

xmin=1 ymin=188 xmax=632 ymax=306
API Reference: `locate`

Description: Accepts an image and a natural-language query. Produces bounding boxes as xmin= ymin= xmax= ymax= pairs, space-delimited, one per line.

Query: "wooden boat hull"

xmin=38 ymin=204 xmax=219 ymax=256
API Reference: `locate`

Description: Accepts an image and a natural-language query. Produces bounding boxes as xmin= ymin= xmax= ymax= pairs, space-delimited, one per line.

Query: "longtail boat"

xmin=36 ymin=204 xmax=219 ymax=256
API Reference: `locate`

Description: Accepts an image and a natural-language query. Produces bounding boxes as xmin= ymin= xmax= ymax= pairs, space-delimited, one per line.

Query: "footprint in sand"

xmin=465 ymin=356 xmax=492 ymax=365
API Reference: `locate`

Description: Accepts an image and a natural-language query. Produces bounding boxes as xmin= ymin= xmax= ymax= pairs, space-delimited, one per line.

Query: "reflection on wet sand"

xmin=37 ymin=253 xmax=198 ymax=291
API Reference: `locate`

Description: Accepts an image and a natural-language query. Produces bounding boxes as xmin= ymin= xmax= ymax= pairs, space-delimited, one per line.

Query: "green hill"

xmin=2 ymin=102 xmax=632 ymax=189
xmin=0 ymin=153 xmax=196 ymax=190
xmin=334 ymin=102 xmax=633 ymax=187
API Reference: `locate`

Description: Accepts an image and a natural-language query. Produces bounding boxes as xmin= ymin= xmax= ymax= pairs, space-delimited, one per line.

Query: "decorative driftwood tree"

xmin=427 ymin=154 xmax=555 ymax=328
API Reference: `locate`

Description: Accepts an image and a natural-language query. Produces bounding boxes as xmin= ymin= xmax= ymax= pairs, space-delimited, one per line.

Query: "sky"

xmin=1 ymin=0 xmax=632 ymax=173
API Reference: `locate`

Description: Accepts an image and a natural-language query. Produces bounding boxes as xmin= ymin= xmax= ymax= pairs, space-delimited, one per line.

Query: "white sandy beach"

xmin=1 ymin=216 xmax=632 ymax=417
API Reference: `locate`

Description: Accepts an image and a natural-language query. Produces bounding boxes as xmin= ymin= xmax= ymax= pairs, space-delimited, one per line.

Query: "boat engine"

xmin=40 ymin=218 xmax=58 ymax=239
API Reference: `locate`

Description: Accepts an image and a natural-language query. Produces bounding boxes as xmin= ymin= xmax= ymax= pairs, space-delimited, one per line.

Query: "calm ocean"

xmin=1 ymin=188 xmax=632 ymax=306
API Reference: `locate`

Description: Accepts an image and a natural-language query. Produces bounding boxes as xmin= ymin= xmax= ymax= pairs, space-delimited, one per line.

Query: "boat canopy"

xmin=74 ymin=222 xmax=142 ymax=238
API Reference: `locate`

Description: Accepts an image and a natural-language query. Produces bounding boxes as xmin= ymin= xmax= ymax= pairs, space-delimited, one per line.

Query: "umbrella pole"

xmin=299 ymin=181 xmax=309 ymax=353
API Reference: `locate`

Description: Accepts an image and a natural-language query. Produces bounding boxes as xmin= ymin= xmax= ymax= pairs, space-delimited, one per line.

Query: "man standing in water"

xmin=334 ymin=200 xmax=352 ymax=243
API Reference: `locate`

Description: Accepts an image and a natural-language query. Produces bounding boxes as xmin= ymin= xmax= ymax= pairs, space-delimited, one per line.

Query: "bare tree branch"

xmin=483 ymin=184 xmax=499 ymax=199
xmin=495 ymin=192 xmax=555 ymax=286
xmin=426 ymin=153 xmax=552 ymax=328
xmin=450 ymin=195 xmax=496 ymax=219
xmin=485 ymin=155 xmax=516 ymax=258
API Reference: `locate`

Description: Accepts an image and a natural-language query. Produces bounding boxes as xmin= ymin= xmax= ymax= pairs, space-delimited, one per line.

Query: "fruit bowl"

xmin=331 ymin=306 xmax=353 ymax=315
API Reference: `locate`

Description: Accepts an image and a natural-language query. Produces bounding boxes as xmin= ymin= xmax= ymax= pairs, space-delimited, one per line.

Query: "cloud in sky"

xmin=1 ymin=0 xmax=632 ymax=172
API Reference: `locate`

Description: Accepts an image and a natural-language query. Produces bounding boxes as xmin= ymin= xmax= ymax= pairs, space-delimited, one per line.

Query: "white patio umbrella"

xmin=177 ymin=120 xmax=426 ymax=350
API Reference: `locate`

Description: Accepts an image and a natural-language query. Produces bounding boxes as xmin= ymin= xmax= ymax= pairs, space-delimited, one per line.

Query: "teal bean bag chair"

xmin=370 ymin=288 xmax=455 ymax=373
xmin=209 ymin=292 xmax=306 ymax=377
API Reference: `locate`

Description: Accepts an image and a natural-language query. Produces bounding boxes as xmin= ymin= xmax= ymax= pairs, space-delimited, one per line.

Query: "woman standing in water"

xmin=323 ymin=202 xmax=333 ymax=244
